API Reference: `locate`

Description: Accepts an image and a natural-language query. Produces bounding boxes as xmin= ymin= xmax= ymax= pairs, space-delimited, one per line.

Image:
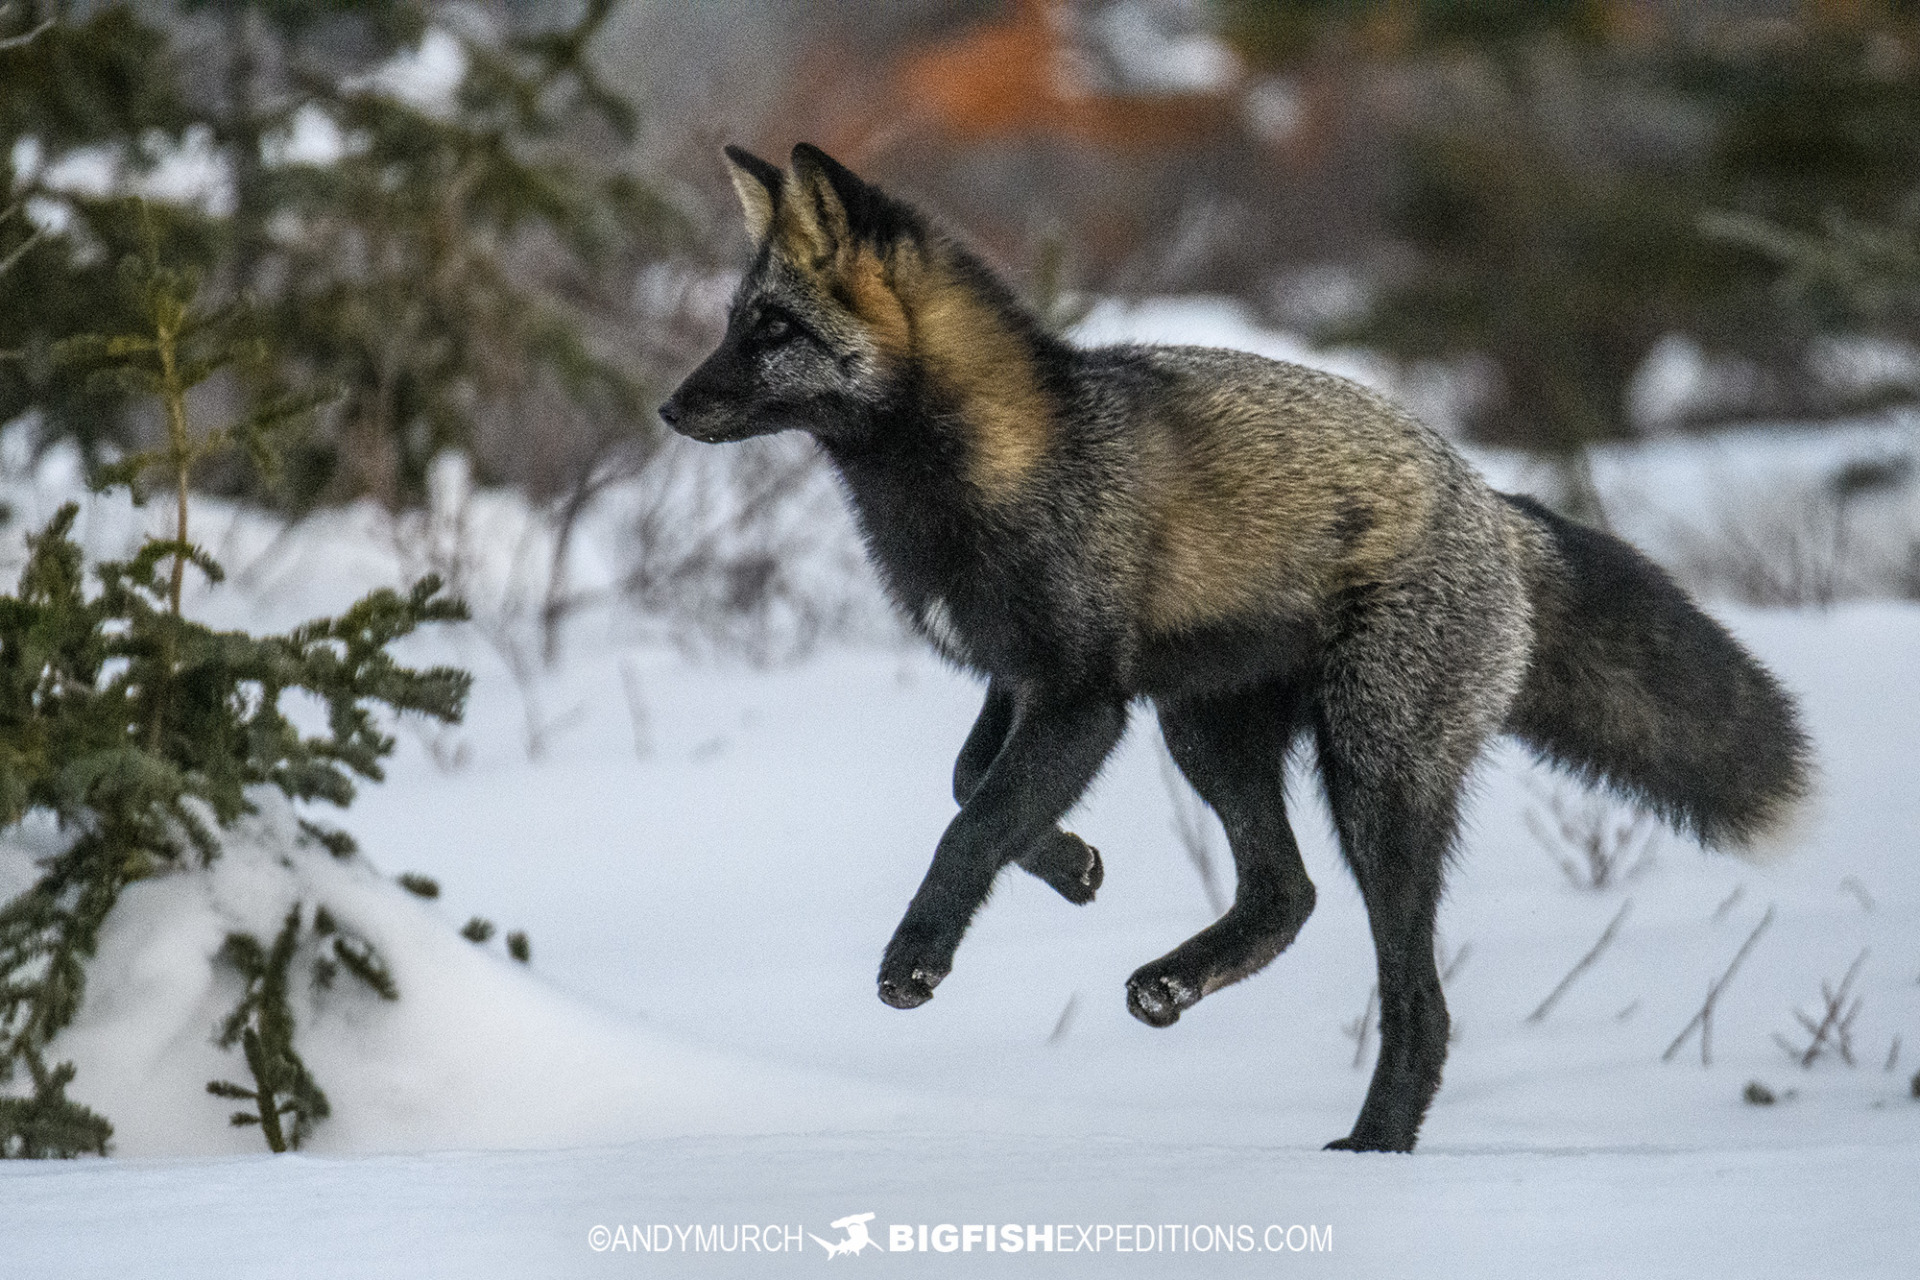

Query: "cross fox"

xmin=660 ymin=143 xmax=1811 ymax=1153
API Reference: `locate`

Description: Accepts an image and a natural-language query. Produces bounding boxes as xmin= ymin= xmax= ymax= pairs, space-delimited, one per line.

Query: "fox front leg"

xmin=953 ymin=682 xmax=1105 ymax=905
xmin=880 ymin=693 xmax=1127 ymax=1008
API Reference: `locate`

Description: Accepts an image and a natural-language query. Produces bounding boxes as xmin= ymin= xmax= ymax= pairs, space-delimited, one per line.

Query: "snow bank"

xmin=6 ymin=791 xmax=925 ymax=1159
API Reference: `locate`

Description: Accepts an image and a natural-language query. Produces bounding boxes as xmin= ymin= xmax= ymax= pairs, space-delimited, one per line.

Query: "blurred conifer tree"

xmin=1217 ymin=0 xmax=1920 ymax=511
xmin=1 ymin=0 xmax=679 ymax=510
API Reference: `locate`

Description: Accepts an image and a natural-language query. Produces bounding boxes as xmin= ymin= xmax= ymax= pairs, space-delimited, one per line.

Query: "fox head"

xmin=660 ymin=144 xmax=1057 ymax=494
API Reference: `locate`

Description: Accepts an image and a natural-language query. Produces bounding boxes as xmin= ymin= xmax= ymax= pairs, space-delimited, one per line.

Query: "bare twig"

xmin=1824 ymin=994 xmax=1863 ymax=1066
xmin=618 ymin=656 xmax=652 ymax=759
xmin=1527 ymin=899 xmax=1632 ymax=1023
xmin=1671 ymin=469 xmax=1890 ymax=607
xmin=1046 ymin=993 xmax=1079 ymax=1046
xmin=1887 ymin=1034 xmax=1902 ymax=1073
xmin=404 ymin=719 xmax=471 ymax=774
xmin=1839 ymin=877 xmax=1875 ymax=913
xmin=620 ymin=438 xmax=853 ymax=662
xmin=393 ymin=462 xmax=591 ymax=761
xmin=1343 ymin=985 xmax=1377 ymax=1070
xmin=1522 ymin=781 xmax=1657 ymax=891
xmin=1712 ymin=884 xmax=1745 ymax=923
xmin=1780 ymin=948 xmax=1871 ymax=1068
xmin=1663 ymin=905 xmax=1776 ymax=1063
xmin=1615 ymin=999 xmax=1641 ymax=1022
xmin=494 ymin=626 xmax=584 ymax=761
xmin=1701 ymin=991 xmax=1714 ymax=1066
xmin=1157 ymin=746 xmax=1227 ymax=917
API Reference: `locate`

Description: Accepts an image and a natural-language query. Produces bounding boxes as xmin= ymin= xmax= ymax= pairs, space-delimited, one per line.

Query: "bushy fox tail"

xmin=1502 ymin=494 xmax=1812 ymax=853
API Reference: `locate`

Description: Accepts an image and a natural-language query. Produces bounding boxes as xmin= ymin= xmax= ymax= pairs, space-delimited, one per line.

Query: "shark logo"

xmin=810 ymin=1212 xmax=879 ymax=1258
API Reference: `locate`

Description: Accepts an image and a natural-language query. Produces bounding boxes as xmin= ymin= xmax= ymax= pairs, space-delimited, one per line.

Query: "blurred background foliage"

xmin=2 ymin=0 xmax=1919 ymax=519
xmin=2 ymin=0 xmax=682 ymax=511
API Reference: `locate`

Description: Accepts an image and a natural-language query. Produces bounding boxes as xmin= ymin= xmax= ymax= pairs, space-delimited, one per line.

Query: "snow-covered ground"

xmin=1 ymin=302 xmax=1917 ymax=1276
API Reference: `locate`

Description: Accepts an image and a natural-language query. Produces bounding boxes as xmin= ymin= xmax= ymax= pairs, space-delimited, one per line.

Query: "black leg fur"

xmin=950 ymin=681 xmax=1013 ymax=804
xmin=1315 ymin=716 xmax=1454 ymax=1154
xmin=1126 ymin=682 xmax=1317 ymax=1027
xmin=954 ymin=682 xmax=1104 ymax=905
xmin=880 ymin=693 xmax=1127 ymax=1009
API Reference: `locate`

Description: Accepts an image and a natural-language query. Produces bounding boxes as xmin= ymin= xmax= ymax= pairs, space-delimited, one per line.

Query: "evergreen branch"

xmin=331 ymin=935 xmax=396 ymax=1001
xmin=0 ymin=1054 xmax=112 ymax=1158
xmin=211 ymin=908 xmax=329 ymax=1153
xmin=296 ymin=819 xmax=356 ymax=859
xmin=240 ymin=1027 xmax=287 ymax=1153
xmin=508 ymin=0 xmax=637 ymax=140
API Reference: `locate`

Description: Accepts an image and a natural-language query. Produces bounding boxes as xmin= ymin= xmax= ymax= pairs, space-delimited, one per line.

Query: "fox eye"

xmin=758 ymin=313 xmax=792 ymax=342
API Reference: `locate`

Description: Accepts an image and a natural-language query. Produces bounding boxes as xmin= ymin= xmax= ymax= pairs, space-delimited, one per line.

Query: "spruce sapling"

xmin=0 ymin=228 xmax=469 ymax=1156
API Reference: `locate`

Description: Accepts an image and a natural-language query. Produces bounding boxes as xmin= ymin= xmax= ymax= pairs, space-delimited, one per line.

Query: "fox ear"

xmin=723 ymin=144 xmax=783 ymax=244
xmin=786 ymin=142 xmax=864 ymax=260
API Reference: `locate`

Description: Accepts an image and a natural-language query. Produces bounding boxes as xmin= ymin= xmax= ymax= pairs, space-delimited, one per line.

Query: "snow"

xmin=262 ymin=105 xmax=356 ymax=169
xmin=1087 ymin=0 xmax=1243 ymax=96
xmin=4 ymin=1135 xmax=1912 ymax=1277
xmin=31 ymin=793 xmax=916 ymax=1159
xmin=1 ymin=303 xmax=1918 ymax=1274
xmin=353 ymin=27 xmax=467 ymax=116
xmin=1077 ymin=295 xmax=1397 ymax=394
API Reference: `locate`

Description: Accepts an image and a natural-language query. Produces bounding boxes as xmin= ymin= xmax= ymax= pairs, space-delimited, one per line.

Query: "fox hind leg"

xmin=954 ymin=680 xmax=1103 ymax=905
xmin=1310 ymin=585 xmax=1511 ymax=1151
xmin=1315 ymin=719 xmax=1456 ymax=1154
xmin=1313 ymin=501 xmax=1529 ymax=1151
xmin=1126 ymin=682 xmax=1317 ymax=1028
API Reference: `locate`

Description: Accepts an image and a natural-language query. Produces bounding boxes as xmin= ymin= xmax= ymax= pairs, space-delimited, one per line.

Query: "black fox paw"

xmin=1021 ymin=832 xmax=1103 ymax=905
xmin=1125 ymin=966 xmax=1201 ymax=1028
xmin=878 ymin=970 xmax=938 ymax=1009
xmin=877 ymin=934 xmax=949 ymax=1010
xmin=1323 ymin=1133 xmax=1413 ymax=1154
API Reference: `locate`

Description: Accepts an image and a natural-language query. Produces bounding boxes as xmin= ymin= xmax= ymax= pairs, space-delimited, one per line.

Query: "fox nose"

xmin=657 ymin=397 xmax=681 ymax=427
